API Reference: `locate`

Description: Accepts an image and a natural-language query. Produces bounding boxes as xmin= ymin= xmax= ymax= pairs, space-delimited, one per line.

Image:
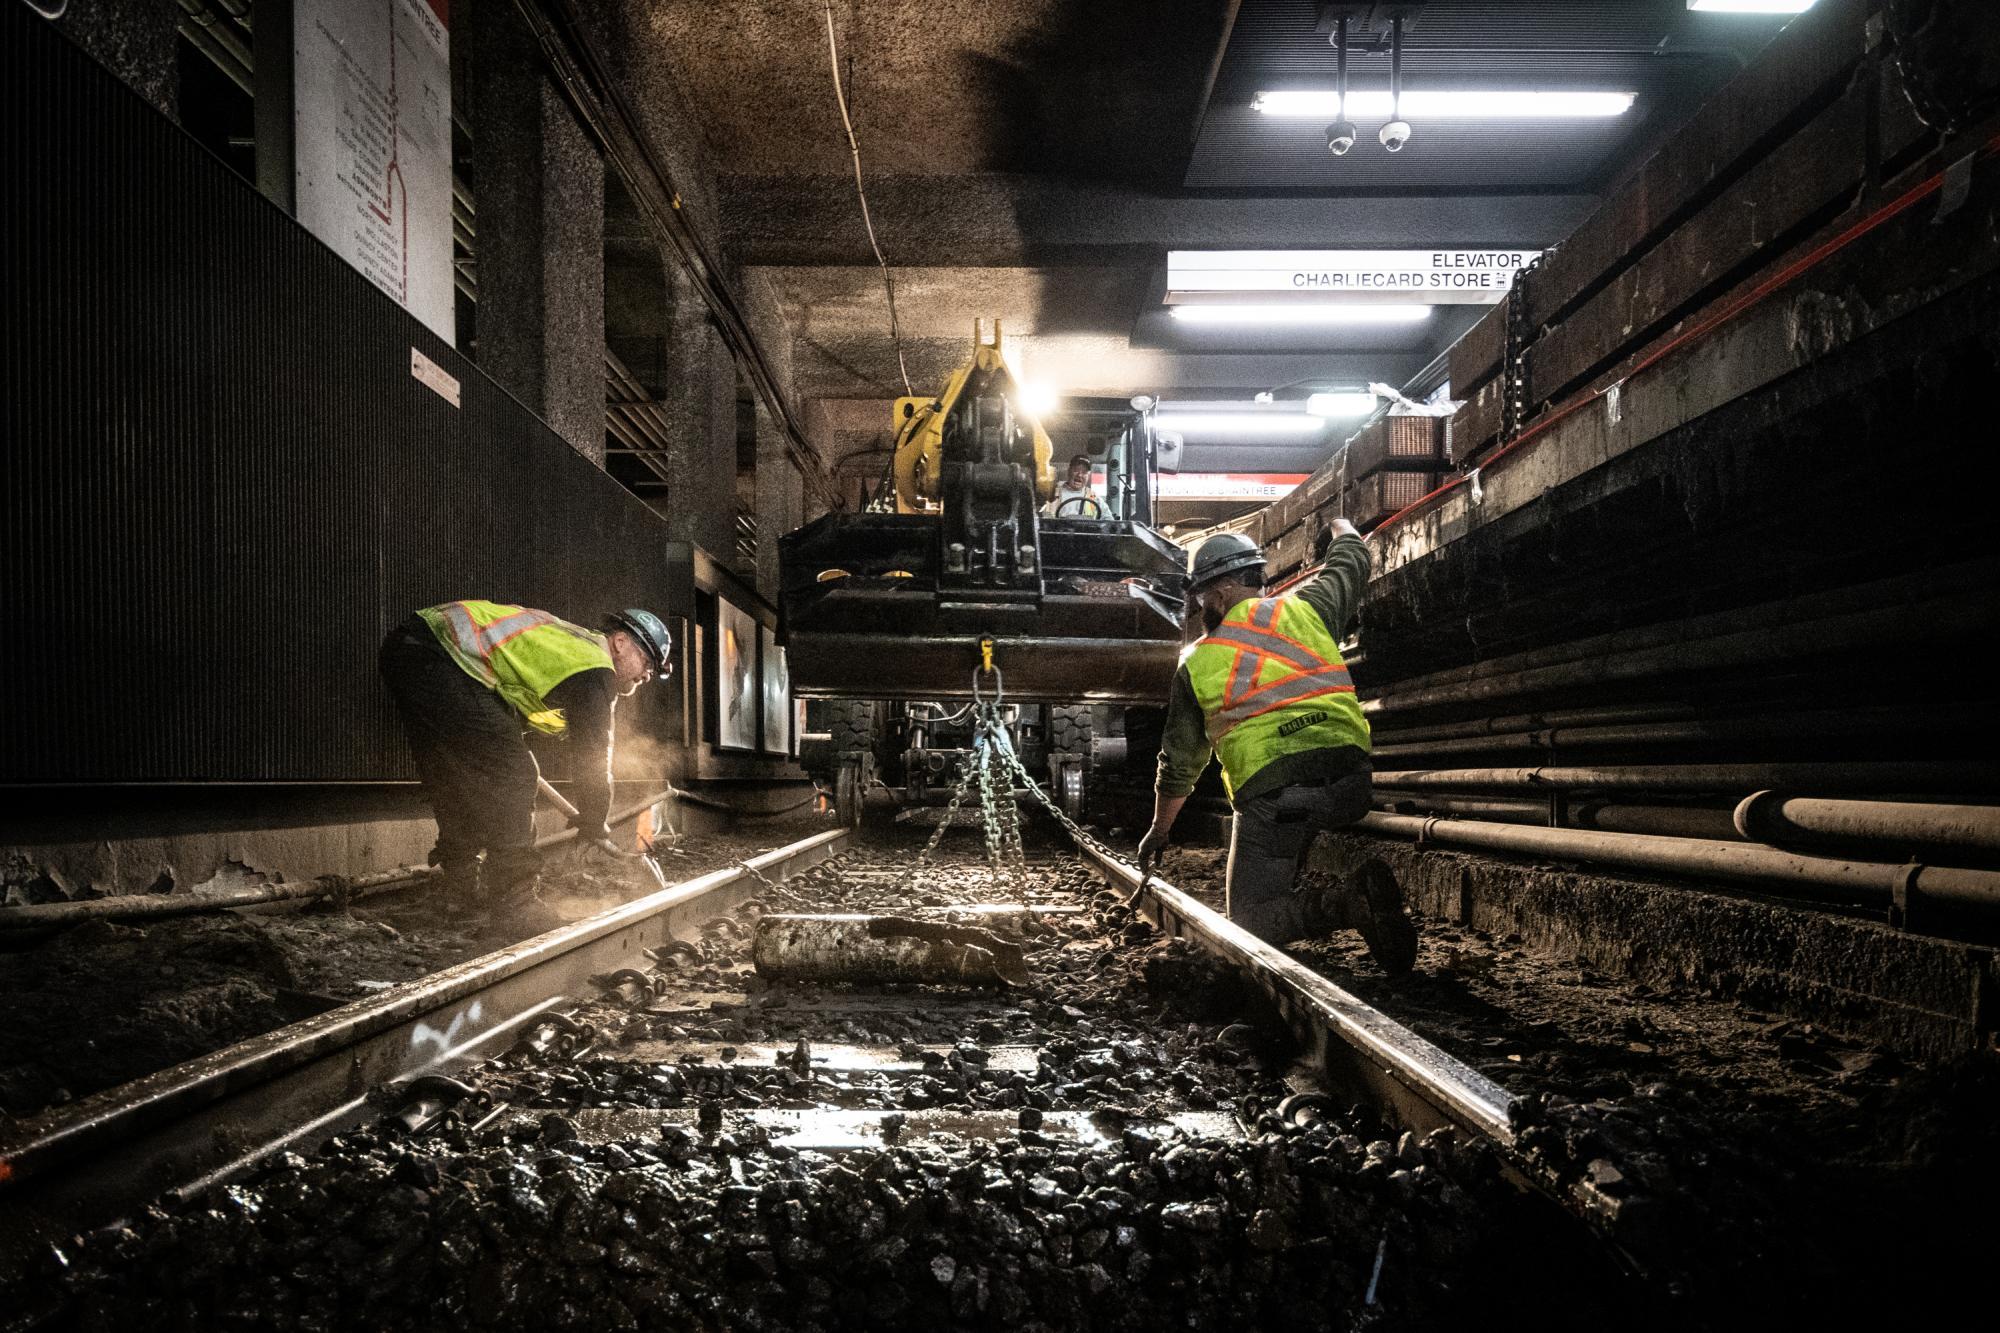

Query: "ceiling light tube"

xmin=1254 ymin=90 xmax=1635 ymax=118
xmin=1151 ymin=412 xmax=1329 ymax=436
xmin=1171 ymin=304 xmax=1432 ymax=326
xmin=1688 ymin=1 xmax=1815 ymax=12
xmin=1306 ymin=392 xmax=1378 ymax=418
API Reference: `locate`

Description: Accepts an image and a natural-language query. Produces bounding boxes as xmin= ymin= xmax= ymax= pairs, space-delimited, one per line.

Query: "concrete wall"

xmin=1312 ymin=833 xmax=1997 ymax=1064
xmin=465 ymin=0 xmax=607 ymax=462
xmin=52 ymin=0 xmax=180 ymax=119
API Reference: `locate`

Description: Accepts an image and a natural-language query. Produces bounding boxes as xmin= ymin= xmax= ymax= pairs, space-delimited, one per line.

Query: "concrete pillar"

xmin=54 ymin=0 xmax=181 ymax=119
xmin=465 ymin=1 xmax=605 ymax=462
xmin=658 ymin=266 xmax=738 ymax=559
xmin=752 ymin=400 xmax=798 ymax=600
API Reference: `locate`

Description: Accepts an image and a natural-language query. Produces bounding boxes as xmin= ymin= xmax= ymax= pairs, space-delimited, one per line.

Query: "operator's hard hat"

xmin=604 ymin=608 xmax=673 ymax=674
xmin=1187 ymin=532 xmax=1266 ymax=592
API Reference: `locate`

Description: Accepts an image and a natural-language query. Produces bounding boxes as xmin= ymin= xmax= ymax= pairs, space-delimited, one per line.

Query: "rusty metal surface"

xmin=752 ymin=913 xmax=1031 ymax=986
xmin=585 ymin=1042 xmax=1043 ymax=1075
xmin=0 ymin=829 xmax=848 ymax=1271
xmin=487 ymin=1106 xmax=1240 ymax=1152
xmin=1071 ymin=842 xmax=1515 ymax=1145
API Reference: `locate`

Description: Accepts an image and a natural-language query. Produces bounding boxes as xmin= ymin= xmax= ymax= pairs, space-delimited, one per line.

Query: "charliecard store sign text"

xmin=1167 ymin=250 xmax=1541 ymax=304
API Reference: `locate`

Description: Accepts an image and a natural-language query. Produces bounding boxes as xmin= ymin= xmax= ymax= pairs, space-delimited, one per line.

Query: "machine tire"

xmin=834 ymin=760 xmax=864 ymax=829
xmin=1048 ymin=704 xmax=1095 ymax=821
xmin=825 ymin=699 xmax=882 ymax=763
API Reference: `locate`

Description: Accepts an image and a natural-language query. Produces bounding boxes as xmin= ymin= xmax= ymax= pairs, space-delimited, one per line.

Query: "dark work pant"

xmin=378 ymin=623 xmax=540 ymax=889
xmin=1225 ymin=769 xmax=1373 ymax=944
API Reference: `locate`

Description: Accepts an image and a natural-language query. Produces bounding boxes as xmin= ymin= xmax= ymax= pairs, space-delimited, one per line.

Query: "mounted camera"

xmin=1326 ymin=121 xmax=1358 ymax=155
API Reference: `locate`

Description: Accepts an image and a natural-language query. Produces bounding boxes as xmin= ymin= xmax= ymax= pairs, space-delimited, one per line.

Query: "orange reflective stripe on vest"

xmin=1202 ymin=619 xmax=1355 ymax=745
xmin=418 ymin=600 xmax=612 ymax=735
xmin=435 ymin=601 xmax=559 ymax=665
xmin=1185 ymin=593 xmax=1370 ymax=799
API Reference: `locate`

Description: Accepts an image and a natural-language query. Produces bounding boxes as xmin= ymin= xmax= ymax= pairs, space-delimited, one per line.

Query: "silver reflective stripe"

xmin=1228 ymin=648 xmax=1260 ymax=703
xmin=1249 ymin=599 xmax=1279 ymax=629
xmin=1207 ymin=665 xmax=1354 ymax=740
xmin=1203 ymin=625 xmax=1325 ymax=672
xmin=436 ymin=602 xmax=498 ymax=681
xmin=476 ymin=607 xmax=554 ymax=654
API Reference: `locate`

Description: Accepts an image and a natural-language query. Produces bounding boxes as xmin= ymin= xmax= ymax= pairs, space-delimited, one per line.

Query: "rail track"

xmin=0 ymin=818 xmax=1628 ymax=1328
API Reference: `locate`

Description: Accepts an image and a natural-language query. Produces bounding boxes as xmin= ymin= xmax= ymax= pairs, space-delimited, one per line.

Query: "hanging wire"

xmin=822 ymin=0 xmax=914 ymax=397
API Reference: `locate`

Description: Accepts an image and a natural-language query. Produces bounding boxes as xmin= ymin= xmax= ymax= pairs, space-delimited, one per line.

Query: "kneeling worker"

xmin=1137 ymin=523 xmax=1418 ymax=972
xmin=379 ymin=600 xmax=672 ymax=915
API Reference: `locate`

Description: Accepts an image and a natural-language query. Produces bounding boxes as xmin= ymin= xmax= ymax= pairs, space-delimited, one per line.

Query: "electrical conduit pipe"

xmin=1355 ymin=812 xmax=2000 ymax=915
xmin=1734 ymin=793 xmax=2000 ymax=860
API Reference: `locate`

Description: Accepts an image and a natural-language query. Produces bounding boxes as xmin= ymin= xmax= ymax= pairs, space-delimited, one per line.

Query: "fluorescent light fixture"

xmin=1688 ymin=0 xmax=1814 ymax=12
xmin=1253 ymin=90 xmax=1635 ymax=118
xmin=1306 ymin=392 xmax=1378 ymax=418
xmin=1170 ymin=304 xmax=1431 ymax=326
xmin=1152 ymin=412 xmax=1329 ymax=436
xmin=1014 ymin=380 xmax=1060 ymax=417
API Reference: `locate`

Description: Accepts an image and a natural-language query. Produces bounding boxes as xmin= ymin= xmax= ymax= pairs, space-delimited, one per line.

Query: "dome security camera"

xmin=1380 ymin=119 xmax=1412 ymax=152
xmin=1326 ymin=120 xmax=1358 ymax=156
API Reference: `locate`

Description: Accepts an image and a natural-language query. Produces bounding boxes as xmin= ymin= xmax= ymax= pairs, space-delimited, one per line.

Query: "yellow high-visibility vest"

xmin=417 ymin=600 xmax=611 ymax=734
xmin=1185 ymin=594 xmax=1370 ymax=797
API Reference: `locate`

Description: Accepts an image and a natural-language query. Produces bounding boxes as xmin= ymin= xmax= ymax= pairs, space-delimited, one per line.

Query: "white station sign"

xmin=1168 ymin=249 xmax=1540 ymax=305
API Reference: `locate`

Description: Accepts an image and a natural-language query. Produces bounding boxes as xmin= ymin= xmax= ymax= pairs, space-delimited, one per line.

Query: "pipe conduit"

xmin=1370 ymin=705 xmax=1993 ymax=763
xmin=1372 ymin=761 xmax=1999 ymax=795
xmin=1363 ymin=590 xmax=1996 ymax=720
xmin=0 ymin=791 xmax=673 ymax=934
xmin=1355 ymin=812 xmax=2000 ymax=916
xmin=1735 ymin=792 xmax=2000 ymax=860
xmin=1376 ymin=795 xmax=1741 ymax=842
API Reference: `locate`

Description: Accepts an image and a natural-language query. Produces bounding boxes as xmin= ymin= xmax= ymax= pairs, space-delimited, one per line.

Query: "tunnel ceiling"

xmin=626 ymin=0 xmax=1786 ymax=468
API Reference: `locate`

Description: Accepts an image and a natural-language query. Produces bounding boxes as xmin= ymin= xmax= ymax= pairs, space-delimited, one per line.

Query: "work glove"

xmin=1136 ymin=827 xmax=1168 ymax=878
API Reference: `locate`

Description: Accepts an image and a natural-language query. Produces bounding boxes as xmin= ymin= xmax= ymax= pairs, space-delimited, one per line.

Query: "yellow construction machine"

xmin=779 ymin=321 xmax=1187 ymax=825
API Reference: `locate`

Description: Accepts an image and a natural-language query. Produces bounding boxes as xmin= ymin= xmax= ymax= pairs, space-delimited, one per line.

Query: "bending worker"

xmin=1137 ymin=523 xmax=1418 ymax=973
xmin=378 ymin=600 xmax=672 ymax=914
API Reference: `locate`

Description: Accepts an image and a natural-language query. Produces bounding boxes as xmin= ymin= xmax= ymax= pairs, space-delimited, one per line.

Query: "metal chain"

xmin=987 ymin=720 xmax=1127 ymax=871
xmin=974 ymin=722 xmax=1007 ymax=871
xmin=891 ymin=752 xmax=978 ymax=894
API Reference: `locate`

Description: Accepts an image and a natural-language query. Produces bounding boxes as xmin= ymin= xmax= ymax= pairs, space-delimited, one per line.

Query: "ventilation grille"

xmin=1 ymin=8 xmax=675 ymax=783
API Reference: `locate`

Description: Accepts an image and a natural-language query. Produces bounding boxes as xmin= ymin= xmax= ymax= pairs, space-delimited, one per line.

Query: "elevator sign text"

xmin=1167 ymin=250 xmax=1541 ymax=305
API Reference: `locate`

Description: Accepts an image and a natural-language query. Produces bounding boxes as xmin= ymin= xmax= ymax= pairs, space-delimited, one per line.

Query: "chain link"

xmin=983 ymin=710 xmax=1127 ymax=871
xmin=890 ymin=751 xmax=979 ymax=895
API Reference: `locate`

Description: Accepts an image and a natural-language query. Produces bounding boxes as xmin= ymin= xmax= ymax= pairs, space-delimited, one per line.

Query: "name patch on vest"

xmin=1276 ymin=710 xmax=1329 ymax=738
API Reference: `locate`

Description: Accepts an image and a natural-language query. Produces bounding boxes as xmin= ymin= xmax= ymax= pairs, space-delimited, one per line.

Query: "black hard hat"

xmin=604 ymin=608 xmax=672 ymax=674
xmin=1187 ymin=532 xmax=1267 ymax=592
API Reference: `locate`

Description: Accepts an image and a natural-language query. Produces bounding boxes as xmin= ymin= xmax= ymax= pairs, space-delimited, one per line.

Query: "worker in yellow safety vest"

xmin=1137 ymin=523 xmax=1418 ymax=972
xmin=378 ymin=600 xmax=672 ymax=919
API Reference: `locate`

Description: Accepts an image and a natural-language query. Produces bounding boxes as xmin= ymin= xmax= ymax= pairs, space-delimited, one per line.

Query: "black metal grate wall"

xmin=1 ymin=8 xmax=674 ymax=783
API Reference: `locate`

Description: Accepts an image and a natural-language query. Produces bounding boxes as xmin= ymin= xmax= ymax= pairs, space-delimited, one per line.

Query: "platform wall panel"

xmin=0 ymin=7 xmax=675 ymax=784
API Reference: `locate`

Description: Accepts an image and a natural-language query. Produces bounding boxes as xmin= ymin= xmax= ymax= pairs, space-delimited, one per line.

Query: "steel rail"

xmin=1069 ymin=841 xmax=1515 ymax=1146
xmin=0 ymin=829 xmax=849 ymax=1275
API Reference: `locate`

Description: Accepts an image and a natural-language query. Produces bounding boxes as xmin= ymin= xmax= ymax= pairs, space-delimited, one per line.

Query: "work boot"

xmin=483 ymin=873 xmax=569 ymax=940
xmin=1342 ymin=858 xmax=1419 ymax=976
xmin=433 ymin=858 xmax=481 ymax=901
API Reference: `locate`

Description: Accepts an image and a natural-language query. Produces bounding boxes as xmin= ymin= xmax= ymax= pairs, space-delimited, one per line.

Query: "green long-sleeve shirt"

xmin=1155 ymin=534 xmax=1372 ymax=806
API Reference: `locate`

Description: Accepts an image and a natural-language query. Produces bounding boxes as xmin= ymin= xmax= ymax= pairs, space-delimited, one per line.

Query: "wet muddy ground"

xmin=1150 ymin=840 xmax=2000 ymax=1326
xmin=0 ymin=820 xmax=825 ymax=1120
xmin=10 ymin=821 xmax=1997 ymax=1328
xmin=13 ymin=830 xmax=1626 ymax=1331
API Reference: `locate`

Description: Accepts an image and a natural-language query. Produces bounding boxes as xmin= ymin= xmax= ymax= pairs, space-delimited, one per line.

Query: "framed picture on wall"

xmin=760 ymin=626 xmax=789 ymax=754
xmin=717 ymin=598 xmax=759 ymax=751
